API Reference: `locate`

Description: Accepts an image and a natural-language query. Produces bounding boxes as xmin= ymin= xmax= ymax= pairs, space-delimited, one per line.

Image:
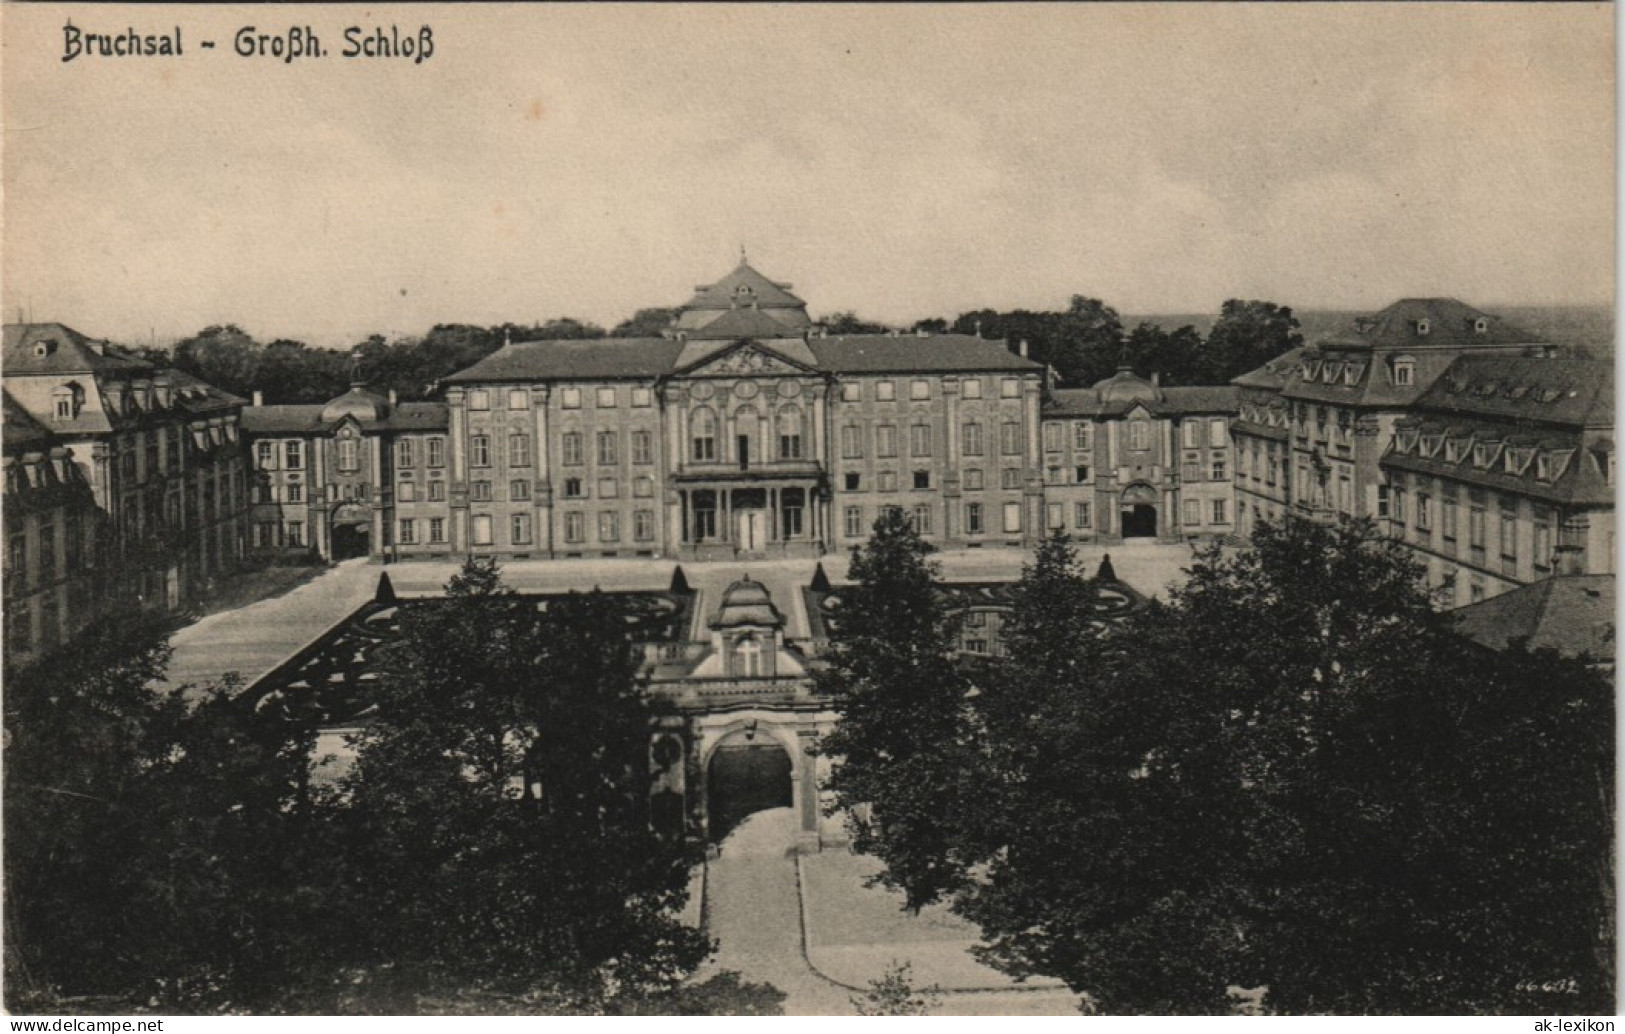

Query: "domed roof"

xmin=712 ymin=576 xmax=784 ymax=629
xmin=1092 ymin=366 xmax=1162 ymax=406
xmin=321 ymin=383 xmax=389 ymax=424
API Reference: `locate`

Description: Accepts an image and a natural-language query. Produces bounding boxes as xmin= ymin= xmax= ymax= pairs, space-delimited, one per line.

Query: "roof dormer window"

xmin=1392 ymin=356 xmax=1416 ymax=387
xmin=1321 ymin=362 xmax=1339 ymax=384
xmin=50 ymin=383 xmax=82 ymax=422
xmin=1343 ymin=363 xmax=1363 ymax=386
xmin=1535 ymin=452 xmax=1552 ymax=480
xmin=1473 ymin=317 xmax=1489 ymax=335
xmin=33 ymin=341 xmax=54 ymax=359
xmin=1445 ymin=437 xmax=1468 ymax=463
xmin=1415 ymin=319 xmax=1431 ymax=337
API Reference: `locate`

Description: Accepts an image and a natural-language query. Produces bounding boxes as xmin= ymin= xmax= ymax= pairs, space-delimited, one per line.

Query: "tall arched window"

xmin=691 ymin=408 xmax=716 ymax=462
xmin=777 ymin=405 xmax=803 ymax=460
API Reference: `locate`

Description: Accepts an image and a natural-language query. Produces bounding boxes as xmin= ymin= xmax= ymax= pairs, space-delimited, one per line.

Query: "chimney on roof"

xmin=1151 ymin=372 xmax=1160 ymax=386
xmin=974 ymin=319 xmax=983 ymax=338
xmin=916 ymin=328 xmax=929 ymax=338
xmin=252 ymin=390 xmax=264 ymax=407
xmin=388 ymin=388 xmax=398 ymax=406
xmin=1019 ymin=339 xmax=1029 ymax=358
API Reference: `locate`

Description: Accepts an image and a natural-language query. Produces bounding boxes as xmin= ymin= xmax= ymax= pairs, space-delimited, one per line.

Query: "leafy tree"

xmin=1124 ymin=322 xmax=1208 ymax=385
xmin=611 ymin=308 xmax=679 ymax=338
xmin=320 ymin=559 xmax=709 ymax=1010
xmin=819 ymin=311 xmax=891 ymax=335
xmin=911 ymin=317 xmax=949 ymax=334
xmin=954 ymin=517 xmax=1614 ymax=1013
xmin=1051 ymin=295 xmax=1127 ymax=387
xmin=1206 ymin=300 xmax=1303 ymax=383
xmin=850 ymin=961 xmax=941 ymax=1015
xmin=533 ymin=317 xmax=606 ymax=340
xmin=816 ymin=507 xmax=975 ymax=912
xmin=172 ymin=325 xmax=261 ymax=399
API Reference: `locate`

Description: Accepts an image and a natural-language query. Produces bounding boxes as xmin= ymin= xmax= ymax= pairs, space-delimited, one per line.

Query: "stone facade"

xmin=2 ymin=323 xmax=250 ymax=664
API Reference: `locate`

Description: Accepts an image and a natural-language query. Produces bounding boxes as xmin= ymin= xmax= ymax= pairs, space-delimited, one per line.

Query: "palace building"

xmin=242 ymin=257 xmax=1241 ymax=563
xmin=2 ymin=323 xmax=250 ymax=665
xmin=1232 ymin=298 xmax=1615 ymax=605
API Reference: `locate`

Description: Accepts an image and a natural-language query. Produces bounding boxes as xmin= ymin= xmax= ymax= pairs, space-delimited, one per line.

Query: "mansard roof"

xmin=4 ymin=322 xmax=151 ymax=376
xmin=2 ymin=392 xmax=53 ymax=452
xmin=681 ymin=258 xmax=807 ymax=313
xmin=242 ymin=391 xmax=448 ymax=435
xmin=1409 ymin=356 xmax=1613 ymax=429
xmin=1045 ymin=383 xmax=1238 ymax=419
xmin=1451 ymin=575 xmax=1614 ymax=661
xmin=687 ymin=306 xmax=806 ymax=340
xmin=1319 ymin=298 xmax=1540 ymax=351
xmin=444 ymin=332 xmax=1039 ymax=383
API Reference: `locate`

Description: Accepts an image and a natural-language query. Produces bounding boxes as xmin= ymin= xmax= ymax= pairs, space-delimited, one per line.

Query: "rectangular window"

xmin=841 ymin=425 xmax=864 ymax=459
xmin=1046 ymin=466 xmax=1063 ymax=485
xmin=1183 ymin=454 xmax=1204 ymax=482
xmin=285 ymin=441 xmax=304 ymax=470
xmin=962 ymin=377 xmax=982 ymax=399
xmin=844 ymin=472 xmax=861 ymax=491
xmin=511 ymin=514 xmax=532 ymax=545
xmin=1210 ymin=456 xmax=1227 ymax=481
xmin=841 ymin=382 xmax=861 ymax=402
xmin=1212 ymin=499 xmax=1228 ymax=524
xmin=1074 ymin=502 xmax=1092 ymax=528
xmin=633 ymin=476 xmax=653 ymax=498
xmin=284 ymin=482 xmax=303 ymax=504
xmin=1500 ymin=513 xmax=1518 ymax=562
xmin=913 ymin=470 xmax=931 ymax=490
xmin=632 ymin=430 xmax=652 ymax=465
xmin=598 ymin=477 xmax=618 ymax=499
xmin=257 ymin=441 xmax=275 ymax=467
xmin=1043 ymin=423 xmax=1062 ymax=453
xmin=844 ymin=506 xmax=864 ymax=538
xmin=598 ymin=512 xmax=619 ymax=543
xmin=506 ymin=433 xmax=529 ymax=467
xmin=1377 ymin=484 xmax=1391 ymax=519
xmin=1182 ymin=421 xmax=1201 ymax=448
xmin=563 ymin=477 xmax=583 ymax=499
xmin=286 ymin=522 xmax=305 ymax=546
xmin=470 ymin=435 xmax=491 ymax=468
xmin=964 ymin=469 xmax=983 ymax=491
xmin=1416 ymin=492 xmax=1432 ymax=531
xmin=910 ymin=379 xmax=931 ymax=400
xmin=561 ymin=387 xmax=581 ymax=409
xmin=471 ymin=514 xmax=493 ymax=545
xmin=398 ymin=519 xmax=416 ymax=545
xmin=962 ymin=422 xmax=984 ymax=456
xmin=428 ymin=437 xmax=445 ymax=468
xmin=1469 ymin=507 xmax=1486 ymax=548
xmin=878 ymin=471 xmax=897 ymax=492
xmin=1001 ymin=467 xmax=1022 ymax=490
xmin=1128 ymin=422 xmax=1149 ymax=451
xmin=965 ymin=502 xmax=984 ymax=534
xmin=632 ymin=387 xmax=652 ymax=408
xmin=1000 ymin=378 xmax=1019 ymax=398
xmin=596 ymin=387 xmax=617 ymax=408
xmin=508 ymin=389 xmax=529 ymax=411
xmin=910 ymin=423 xmax=932 ymax=458
xmin=1000 ymin=422 xmax=1022 ymax=456
xmin=428 ymin=480 xmax=446 ymax=502
xmin=564 ymin=512 xmax=584 ymax=543
xmin=1073 ymin=421 xmax=1091 ymax=451
xmin=597 ymin=431 xmax=618 ymax=466
xmin=1533 ymin=515 xmax=1552 ymax=570
xmin=469 ymin=390 xmax=490 ymax=411
xmin=511 ymin=480 xmax=530 ymax=501
xmin=876 ymin=424 xmax=897 ymax=458
xmin=1184 ymin=499 xmax=1202 ymax=525
xmin=1209 ymin=418 xmax=1227 ymax=448
xmin=876 ymin=381 xmax=896 ymax=401
xmin=429 ymin=517 xmax=446 ymax=543
xmin=336 ymin=438 xmax=358 ymax=472
xmin=1002 ymin=501 xmax=1022 ymax=534
xmin=1047 ymin=502 xmax=1064 ymax=529
xmin=562 ymin=432 xmax=584 ymax=466
xmin=396 ymin=481 xmax=414 ymax=503
xmin=1074 ymin=465 xmax=1091 ymax=484
xmin=397 ymin=439 xmax=415 ymax=467
xmin=471 ymin=480 xmax=492 ymax=501
xmin=634 ymin=510 xmax=655 ymax=541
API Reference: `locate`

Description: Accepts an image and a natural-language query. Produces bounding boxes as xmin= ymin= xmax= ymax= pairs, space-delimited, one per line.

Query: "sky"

xmin=2 ymin=3 xmax=1615 ymax=350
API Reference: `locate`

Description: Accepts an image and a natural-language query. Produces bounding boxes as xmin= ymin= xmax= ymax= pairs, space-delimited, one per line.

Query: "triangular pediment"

xmin=1126 ymin=403 xmax=1154 ymax=421
xmin=677 ymin=340 xmax=818 ymax=379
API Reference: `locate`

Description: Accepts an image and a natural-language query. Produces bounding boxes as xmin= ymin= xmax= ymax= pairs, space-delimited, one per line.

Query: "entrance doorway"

xmin=735 ymin=509 xmax=766 ymax=551
xmin=332 ymin=523 xmax=370 ymax=560
xmin=707 ymin=739 xmax=792 ymax=842
xmin=1121 ymin=504 xmax=1157 ymax=539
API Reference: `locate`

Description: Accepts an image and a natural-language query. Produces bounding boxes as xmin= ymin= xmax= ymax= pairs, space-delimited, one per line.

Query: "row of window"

xmin=838 ymin=376 xmax=1025 ymax=403
xmin=841 ymin=501 xmax=1026 ymax=538
xmin=1381 ymin=484 xmax=1558 ymax=573
xmin=560 ymin=430 xmax=655 ymax=467
xmin=838 ymin=420 xmax=1026 ymax=460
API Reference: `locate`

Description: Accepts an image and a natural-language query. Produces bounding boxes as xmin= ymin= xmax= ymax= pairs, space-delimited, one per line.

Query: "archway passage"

xmin=707 ymin=740 xmax=792 ymax=842
xmin=1122 ymin=503 xmax=1157 ymax=539
xmin=332 ymin=523 xmax=370 ymax=560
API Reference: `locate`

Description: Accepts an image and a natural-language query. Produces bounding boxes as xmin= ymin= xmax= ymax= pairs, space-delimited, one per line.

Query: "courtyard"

xmin=157 ymin=540 xmax=1198 ymax=1013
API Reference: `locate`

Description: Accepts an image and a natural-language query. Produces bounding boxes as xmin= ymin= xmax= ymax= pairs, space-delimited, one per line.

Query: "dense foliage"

xmin=814 ymin=507 xmax=978 ymax=912
xmin=826 ymin=519 xmax=1614 ymax=1014
xmin=4 ymin=562 xmax=713 ymax=1014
